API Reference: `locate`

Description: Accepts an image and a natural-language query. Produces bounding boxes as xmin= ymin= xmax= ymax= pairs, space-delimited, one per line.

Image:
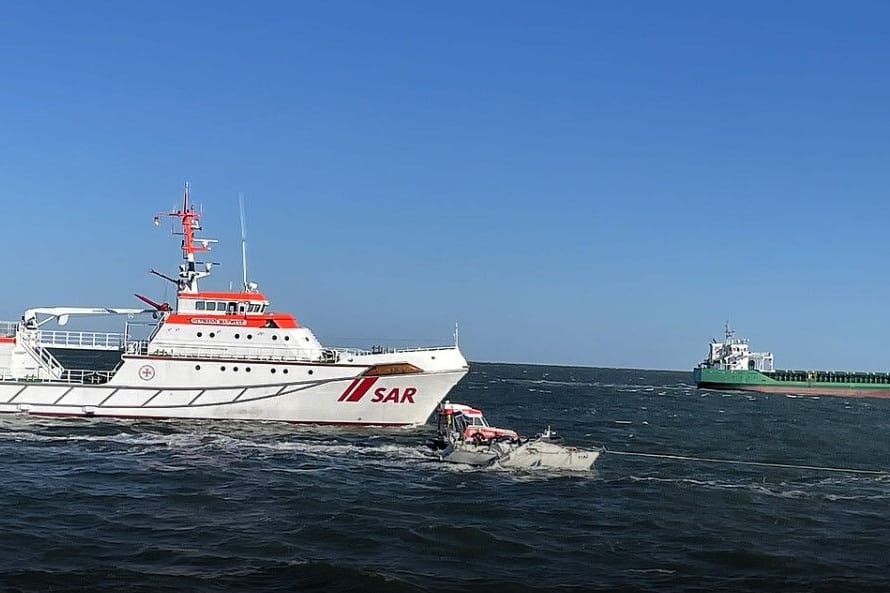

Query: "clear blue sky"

xmin=3 ymin=2 xmax=890 ymax=370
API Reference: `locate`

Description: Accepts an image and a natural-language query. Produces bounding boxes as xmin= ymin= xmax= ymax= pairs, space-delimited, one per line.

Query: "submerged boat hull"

xmin=694 ymin=367 xmax=890 ymax=399
xmin=440 ymin=438 xmax=600 ymax=471
xmin=499 ymin=440 xmax=599 ymax=471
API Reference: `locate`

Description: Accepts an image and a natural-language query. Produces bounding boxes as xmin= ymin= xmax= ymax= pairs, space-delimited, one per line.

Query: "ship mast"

xmin=239 ymin=192 xmax=249 ymax=292
xmin=153 ymin=182 xmax=217 ymax=296
xmin=723 ymin=320 xmax=735 ymax=343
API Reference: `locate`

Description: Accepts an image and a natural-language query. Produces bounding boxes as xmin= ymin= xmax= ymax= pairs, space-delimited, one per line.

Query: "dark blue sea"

xmin=2 ymin=362 xmax=889 ymax=593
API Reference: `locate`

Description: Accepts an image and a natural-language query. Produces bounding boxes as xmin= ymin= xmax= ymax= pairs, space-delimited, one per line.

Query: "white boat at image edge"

xmin=431 ymin=402 xmax=600 ymax=471
xmin=0 ymin=185 xmax=468 ymax=424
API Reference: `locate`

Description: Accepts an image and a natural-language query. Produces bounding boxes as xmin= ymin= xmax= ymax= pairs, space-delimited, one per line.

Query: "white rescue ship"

xmin=0 ymin=185 xmax=468 ymax=425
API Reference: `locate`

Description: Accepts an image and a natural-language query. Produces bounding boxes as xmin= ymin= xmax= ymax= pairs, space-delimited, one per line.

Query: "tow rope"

xmin=602 ymin=448 xmax=888 ymax=476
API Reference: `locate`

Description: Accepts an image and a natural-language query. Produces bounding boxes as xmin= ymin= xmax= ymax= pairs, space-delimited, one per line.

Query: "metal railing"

xmin=59 ymin=369 xmax=116 ymax=384
xmin=36 ymin=330 xmax=126 ymax=350
xmin=18 ymin=339 xmax=65 ymax=379
xmin=122 ymin=342 xmax=457 ymax=363
xmin=0 ymin=367 xmax=115 ymax=384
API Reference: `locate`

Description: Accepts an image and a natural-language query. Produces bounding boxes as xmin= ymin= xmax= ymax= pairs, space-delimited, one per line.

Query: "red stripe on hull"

xmin=346 ymin=377 xmax=378 ymax=402
xmin=699 ymin=383 xmax=890 ymax=399
xmin=337 ymin=378 xmax=361 ymax=401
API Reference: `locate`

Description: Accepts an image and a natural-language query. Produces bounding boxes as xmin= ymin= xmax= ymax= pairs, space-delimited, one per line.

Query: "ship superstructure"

xmin=0 ymin=185 xmax=468 ymax=424
xmin=700 ymin=323 xmax=774 ymax=372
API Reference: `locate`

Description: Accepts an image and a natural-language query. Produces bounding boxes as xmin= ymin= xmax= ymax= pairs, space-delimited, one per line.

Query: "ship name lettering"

xmin=371 ymin=387 xmax=416 ymax=404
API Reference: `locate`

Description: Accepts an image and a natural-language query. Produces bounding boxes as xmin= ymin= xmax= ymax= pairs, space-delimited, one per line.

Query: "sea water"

xmin=1 ymin=363 xmax=888 ymax=592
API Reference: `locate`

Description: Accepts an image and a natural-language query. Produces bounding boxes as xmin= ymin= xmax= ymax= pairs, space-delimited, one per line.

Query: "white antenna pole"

xmin=454 ymin=322 xmax=459 ymax=348
xmin=239 ymin=193 xmax=248 ymax=291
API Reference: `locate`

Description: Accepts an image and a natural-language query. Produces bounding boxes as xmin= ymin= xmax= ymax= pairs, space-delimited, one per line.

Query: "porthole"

xmin=283 ymin=369 xmax=289 ymax=374
xmin=246 ymin=367 xmax=251 ymax=372
xmin=247 ymin=335 xmax=253 ymax=340
xmin=271 ymin=368 xmax=277 ymax=374
xmin=284 ymin=336 xmax=290 ymax=341
xmin=220 ymin=366 xmax=226 ymax=371
xmin=235 ymin=333 xmax=240 ymax=339
xmin=233 ymin=366 xmax=239 ymax=372
xmin=209 ymin=332 xmax=216 ymax=338
xmin=308 ymin=369 xmax=314 ymax=375
xmin=195 ymin=365 xmax=201 ymax=371
xmin=197 ymin=332 xmax=203 ymax=337
xmin=272 ymin=335 xmax=278 ymax=341
xmin=304 ymin=337 xmax=310 ymax=342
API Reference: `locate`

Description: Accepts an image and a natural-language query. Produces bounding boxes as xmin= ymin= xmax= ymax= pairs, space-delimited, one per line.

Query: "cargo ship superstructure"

xmin=693 ymin=324 xmax=890 ymax=398
xmin=0 ymin=185 xmax=468 ymax=424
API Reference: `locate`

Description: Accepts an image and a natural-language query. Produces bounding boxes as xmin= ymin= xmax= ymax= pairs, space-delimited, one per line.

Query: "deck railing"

xmin=36 ymin=330 xmax=126 ymax=350
xmin=0 ymin=367 xmax=115 ymax=384
xmin=124 ymin=342 xmax=457 ymax=363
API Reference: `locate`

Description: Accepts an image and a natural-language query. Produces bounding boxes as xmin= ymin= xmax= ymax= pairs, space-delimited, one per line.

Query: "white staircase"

xmin=19 ymin=339 xmax=65 ymax=380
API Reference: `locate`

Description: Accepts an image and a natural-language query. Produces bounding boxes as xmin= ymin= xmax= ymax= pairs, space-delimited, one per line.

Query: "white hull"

xmin=0 ymin=349 xmax=468 ymax=426
xmin=440 ymin=437 xmax=600 ymax=471
xmin=498 ymin=440 xmax=599 ymax=471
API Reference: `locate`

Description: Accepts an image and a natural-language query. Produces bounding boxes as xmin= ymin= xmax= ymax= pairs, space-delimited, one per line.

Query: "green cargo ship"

xmin=693 ymin=325 xmax=890 ymax=398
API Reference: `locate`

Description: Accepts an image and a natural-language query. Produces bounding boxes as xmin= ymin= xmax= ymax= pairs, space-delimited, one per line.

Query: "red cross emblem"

xmin=139 ymin=365 xmax=156 ymax=381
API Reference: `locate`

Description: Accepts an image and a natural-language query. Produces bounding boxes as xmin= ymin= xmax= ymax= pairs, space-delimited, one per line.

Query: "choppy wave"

xmin=2 ymin=364 xmax=889 ymax=592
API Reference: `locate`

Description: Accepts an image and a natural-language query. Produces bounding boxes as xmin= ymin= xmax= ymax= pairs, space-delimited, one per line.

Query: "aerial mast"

xmin=152 ymin=182 xmax=217 ymax=295
xmin=239 ymin=193 xmax=249 ymax=292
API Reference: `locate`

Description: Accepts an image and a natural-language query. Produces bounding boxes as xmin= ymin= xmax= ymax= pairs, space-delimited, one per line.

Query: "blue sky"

xmin=2 ymin=2 xmax=890 ymax=370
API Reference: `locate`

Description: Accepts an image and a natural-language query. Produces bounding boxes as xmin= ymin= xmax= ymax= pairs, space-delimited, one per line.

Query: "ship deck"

xmin=764 ymin=370 xmax=890 ymax=384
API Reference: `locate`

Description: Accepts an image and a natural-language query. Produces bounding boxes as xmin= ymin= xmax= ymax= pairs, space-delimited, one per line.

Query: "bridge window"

xmin=206 ymin=301 xmax=217 ymax=311
xmin=195 ymin=301 xmax=205 ymax=311
xmin=216 ymin=301 xmax=226 ymax=310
